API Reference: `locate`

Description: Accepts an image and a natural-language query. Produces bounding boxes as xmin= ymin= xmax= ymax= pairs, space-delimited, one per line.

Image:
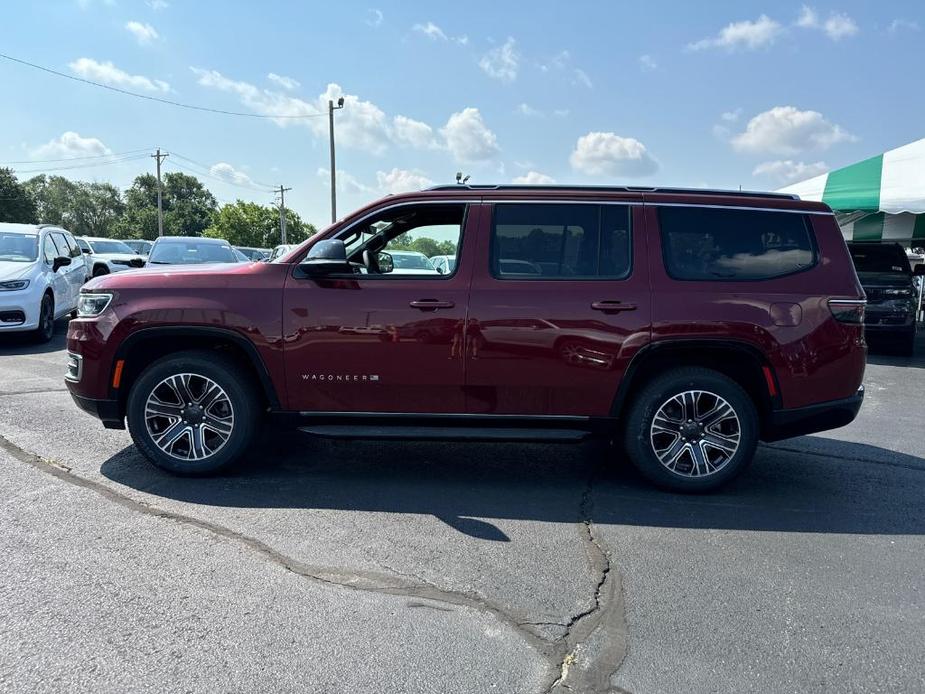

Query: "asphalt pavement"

xmin=0 ymin=322 xmax=922 ymax=693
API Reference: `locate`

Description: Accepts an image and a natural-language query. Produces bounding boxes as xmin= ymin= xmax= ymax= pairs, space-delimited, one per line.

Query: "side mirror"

xmin=299 ymin=239 xmax=352 ymax=277
xmin=81 ymin=247 xmax=91 ymax=254
xmin=377 ymin=251 xmax=394 ymax=274
xmin=52 ymin=256 xmax=72 ymax=273
xmin=913 ymin=264 xmax=925 ymax=277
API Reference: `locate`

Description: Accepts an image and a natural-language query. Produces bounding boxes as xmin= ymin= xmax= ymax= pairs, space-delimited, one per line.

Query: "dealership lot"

xmin=1 ymin=324 xmax=923 ymax=693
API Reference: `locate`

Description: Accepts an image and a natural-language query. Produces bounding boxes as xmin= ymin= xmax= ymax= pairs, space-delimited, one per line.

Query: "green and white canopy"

xmin=778 ymin=138 xmax=925 ymax=243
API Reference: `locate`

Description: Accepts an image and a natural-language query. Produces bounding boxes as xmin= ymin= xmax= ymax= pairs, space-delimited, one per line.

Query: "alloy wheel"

xmin=649 ymin=389 xmax=741 ymax=477
xmin=144 ymin=373 xmax=235 ymax=461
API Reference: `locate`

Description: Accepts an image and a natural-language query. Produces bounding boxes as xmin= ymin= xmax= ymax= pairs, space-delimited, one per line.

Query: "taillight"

xmin=828 ymin=299 xmax=866 ymax=324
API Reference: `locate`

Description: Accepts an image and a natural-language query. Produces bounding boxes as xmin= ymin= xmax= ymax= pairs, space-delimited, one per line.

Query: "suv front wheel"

xmin=127 ymin=351 xmax=259 ymax=475
xmin=623 ymin=367 xmax=758 ymax=492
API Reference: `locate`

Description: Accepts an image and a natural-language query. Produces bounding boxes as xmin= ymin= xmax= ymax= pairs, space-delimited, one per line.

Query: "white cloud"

xmin=753 ymin=160 xmax=829 ymax=183
xmin=268 ymin=73 xmax=300 ymax=90
xmin=209 ymin=162 xmax=255 ymax=186
xmin=795 ymin=6 xmax=859 ymax=40
xmin=721 ymin=108 xmax=743 ymax=123
xmin=570 ymin=132 xmax=658 ymax=177
xmin=392 ymin=115 xmax=440 ymax=149
xmin=31 ymin=131 xmax=111 ymax=159
xmin=70 ymin=58 xmax=169 ymax=92
xmin=316 ymin=167 xmax=370 ymax=194
xmin=376 ymin=168 xmax=433 ymax=193
xmin=888 ymin=18 xmax=920 ymax=33
xmin=512 ymin=171 xmax=556 ymax=184
xmin=479 ymin=37 xmax=519 ymax=82
xmin=731 ymin=106 xmax=855 ymax=155
xmin=77 ymin=0 xmax=115 ymax=9
xmin=572 ymin=68 xmax=593 ymax=88
xmin=146 ymin=0 xmax=169 ymax=9
xmin=553 ymin=108 xmax=571 ymax=118
xmin=453 ymin=35 xmax=469 ymax=46
xmin=688 ymin=15 xmax=782 ymax=51
xmin=516 ymin=103 xmax=542 ymax=117
xmin=366 ymin=9 xmax=383 ymax=27
xmin=639 ymin=54 xmax=658 ymax=72
xmin=440 ymin=108 xmax=500 ymax=163
xmin=413 ymin=21 xmax=447 ymax=41
xmin=125 ymin=20 xmax=159 ymax=45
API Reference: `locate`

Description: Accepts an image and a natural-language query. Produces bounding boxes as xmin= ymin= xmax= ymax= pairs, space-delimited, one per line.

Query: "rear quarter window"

xmin=658 ymin=206 xmax=816 ymax=281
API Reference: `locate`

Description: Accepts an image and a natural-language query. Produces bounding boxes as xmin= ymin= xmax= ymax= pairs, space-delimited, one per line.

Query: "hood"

xmin=0 ymin=261 xmax=36 ymax=282
xmin=94 ymin=252 xmax=144 ymax=262
xmin=856 ymin=271 xmax=914 ymax=288
xmin=85 ymin=258 xmax=270 ymax=291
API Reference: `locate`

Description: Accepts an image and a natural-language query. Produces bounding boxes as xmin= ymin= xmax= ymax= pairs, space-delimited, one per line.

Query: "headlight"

xmin=884 ymin=288 xmax=912 ymax=297
xmin=0 ymin=280 xmax=29 ymax=291
xmin=77 ymin=293 xmax=113 ymax=317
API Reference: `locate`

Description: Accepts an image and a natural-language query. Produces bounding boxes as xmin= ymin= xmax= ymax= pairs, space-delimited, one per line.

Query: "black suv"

xmin=847 ymin=242 xmax=923 ymax=355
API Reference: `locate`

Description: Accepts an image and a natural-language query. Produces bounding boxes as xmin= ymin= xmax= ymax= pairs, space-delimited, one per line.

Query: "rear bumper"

xmin=763 ymin=387 xmax=864 ymax=442
xmin=68 ymin=391 xmax=125 ymax=429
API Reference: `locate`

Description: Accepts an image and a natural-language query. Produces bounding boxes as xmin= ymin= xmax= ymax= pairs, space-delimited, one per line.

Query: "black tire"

xmin=92 ymin=265 xmax=109 ymax=278
xmin=31 ymin=293 xmax=55 ymax=343
xmin=126 ymin=350 xmax=259 ymax=475
xmin=622 ymin=367 xmax=759 ymax=493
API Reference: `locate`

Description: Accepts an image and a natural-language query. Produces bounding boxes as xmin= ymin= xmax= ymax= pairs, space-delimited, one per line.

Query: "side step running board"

xmin=298 ymin=425 xmax=591 ymax=442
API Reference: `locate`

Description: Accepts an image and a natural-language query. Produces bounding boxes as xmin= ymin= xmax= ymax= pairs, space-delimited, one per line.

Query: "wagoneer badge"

xmin=302 ymin=373 xmax=380 ymax=382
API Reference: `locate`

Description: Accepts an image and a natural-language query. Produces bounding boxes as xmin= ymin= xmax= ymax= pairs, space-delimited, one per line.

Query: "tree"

xmin=116 ymin=172 xmax=217 ymax=239
xmin=389 ymin=233 xmax=456 ymax=257
xmin=0 ymin=168 xmax=38 ymax=223
xmin=204 ymin=199 xmax=316 ymax=248
xmin=25 ymin=175 xmax=125 ymax=236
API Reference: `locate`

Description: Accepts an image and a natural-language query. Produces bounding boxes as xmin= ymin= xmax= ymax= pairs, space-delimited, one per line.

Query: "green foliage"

xmin=117 ymin=172 xmax=217 ymax=239
xmin=389 ymin=233 xmax=456 ymax=257
xmin=25 ymin=175 xmax=125 ymax=237
xmin=0 ymin=168 xmax=38 ymax=224
xmin=204 ymin=199 xmax=316 ymax=248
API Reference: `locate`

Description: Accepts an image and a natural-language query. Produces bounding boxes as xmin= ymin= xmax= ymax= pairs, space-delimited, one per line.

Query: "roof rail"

xmin=424 ymin=184 xmax=799 ymax=200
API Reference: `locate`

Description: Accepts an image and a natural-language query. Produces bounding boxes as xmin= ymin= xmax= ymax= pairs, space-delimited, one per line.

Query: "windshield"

xmin=0 ymin=233 xmax=39 ymax=262
xmin=849 ymin=244 xmax=912 ymax=274
xmin=89 ymin=239 xmax=135 ymax=255
xmin=148 ymin=241 xmax=237 ymax=264
xmin=392 ymin=253 xmax=432 ymax=269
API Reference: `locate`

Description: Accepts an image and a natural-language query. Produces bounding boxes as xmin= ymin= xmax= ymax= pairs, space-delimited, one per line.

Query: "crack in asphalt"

xmin=544 ymin=462 xmax=628 ymax=694
xmin=0 ymin=433 xmax=566 ymax=687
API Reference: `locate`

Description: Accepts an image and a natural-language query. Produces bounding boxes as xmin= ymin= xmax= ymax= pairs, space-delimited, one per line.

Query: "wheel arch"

xmin=112 ymin=326 xmax=281 ymax=414
xmin=612 ymin=339 xmax=781 ymax=436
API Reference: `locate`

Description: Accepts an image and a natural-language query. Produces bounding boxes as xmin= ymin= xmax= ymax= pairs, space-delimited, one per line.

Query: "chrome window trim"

xmin=651 ymin=202 xmax=834 ymax=216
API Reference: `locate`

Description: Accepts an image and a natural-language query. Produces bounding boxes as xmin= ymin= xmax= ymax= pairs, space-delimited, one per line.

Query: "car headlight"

xmin=0 ymin=280 xmax=30 ymax=291
xmin=884 ymin=288 xmax=912 ymax=296
xmin=77 ymin=293 xmax=113 ymax=317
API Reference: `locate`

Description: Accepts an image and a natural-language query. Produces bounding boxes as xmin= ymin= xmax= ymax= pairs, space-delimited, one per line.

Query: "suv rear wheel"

xmin=623 ymin=367 xmax=758 ymax=492
xmin=127 ymin=351 xmax=259 ymax=475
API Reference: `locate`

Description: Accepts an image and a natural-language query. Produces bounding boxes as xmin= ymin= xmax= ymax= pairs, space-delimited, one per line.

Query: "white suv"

xmin=0 ymin=223 xmax=87 ymax=342
xmin=76 ymin=237 xmax=145 ymax=277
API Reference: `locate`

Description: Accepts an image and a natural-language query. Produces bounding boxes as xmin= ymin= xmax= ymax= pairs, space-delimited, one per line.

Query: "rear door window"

xmin=658 ymin=206 xmax=816 ymax=281
xmin=491 ymin=203 xmax=632 ymax=279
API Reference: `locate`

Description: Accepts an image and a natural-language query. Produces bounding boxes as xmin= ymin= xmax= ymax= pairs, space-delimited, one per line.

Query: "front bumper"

xmin=68 ymin=391 xmax=125 ymax=429
xmin=763 ymin=387 xmax=864 ymax=441
xmin=0 ymin=284 xmax=43 ymax=332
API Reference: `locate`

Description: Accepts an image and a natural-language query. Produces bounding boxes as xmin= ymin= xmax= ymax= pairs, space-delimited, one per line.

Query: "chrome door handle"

xmin=591 ymin=300 xmax=637 ymax=313
xmin=409 ymin=299 xmax=455 ymax=310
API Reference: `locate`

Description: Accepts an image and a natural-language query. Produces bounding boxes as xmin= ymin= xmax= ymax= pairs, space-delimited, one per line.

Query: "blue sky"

xmin=1 ymin=1 xmax=922 ymax=226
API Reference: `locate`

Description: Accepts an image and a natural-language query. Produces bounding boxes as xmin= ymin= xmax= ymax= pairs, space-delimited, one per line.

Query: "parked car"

xmin=77 ymin=237 xmax=146 ymax=278
xmin=386 ymin=250 xmax=439 ymax=274
xmin=122 ymin=239 xmax=154 ymax=257
xmin=429 ymin=254 xmax=456 ymax=275
xmin=146 ymin=237 xmax=239 ymax=265
xmin=234 ymin=246 xmax=270 ymax=261
xmin=233 ymin=248 xmax=253 ymax=263
xmin=268 ymin=244 xmax=297 ymax=262
xmin=0 ymin=223 xmax=87 ymax=342
xmin=847 ymin=242 xmax=923 ymax=355
xmin=66 ymin=185 xmax=866 ymax=492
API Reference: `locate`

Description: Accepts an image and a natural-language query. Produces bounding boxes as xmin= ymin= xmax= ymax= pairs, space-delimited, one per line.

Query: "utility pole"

xmin=151 ymin=148 xmax=168 ymax=237
xmin=328 ymin=97 xmax=345 ymax=223
xmin=276 ymin=185 xmax=292 ymax=245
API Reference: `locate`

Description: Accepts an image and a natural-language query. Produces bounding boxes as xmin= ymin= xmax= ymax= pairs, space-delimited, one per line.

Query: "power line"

xmin=170 ymin=151 xmax=276 ymax=190
xmin=0 ymin=52 xmax=328 ymax=120
xmin=11 ymin=154 xmax=151 ymax=174
xmin=162 ymin=159 xmax=276 ymax=193
xmin=0 ymin=148 xmax=151 ymax=165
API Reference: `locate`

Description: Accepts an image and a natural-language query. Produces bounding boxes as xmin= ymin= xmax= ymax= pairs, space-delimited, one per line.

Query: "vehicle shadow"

xmin=0 ymin=320 xmax=68 ymax=355
xmin=866 ymin=331 xmax=925 ymax=368
xmin=100 ymin=433 xmax=925 ymax=540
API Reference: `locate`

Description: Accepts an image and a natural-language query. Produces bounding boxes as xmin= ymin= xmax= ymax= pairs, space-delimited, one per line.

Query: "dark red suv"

xmin=65 ymin=185 xmax=866 ymax=491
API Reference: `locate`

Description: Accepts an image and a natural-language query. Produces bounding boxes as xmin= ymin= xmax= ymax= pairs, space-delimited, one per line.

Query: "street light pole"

xmin=328 ymin=97 xmax=345 ymax=224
